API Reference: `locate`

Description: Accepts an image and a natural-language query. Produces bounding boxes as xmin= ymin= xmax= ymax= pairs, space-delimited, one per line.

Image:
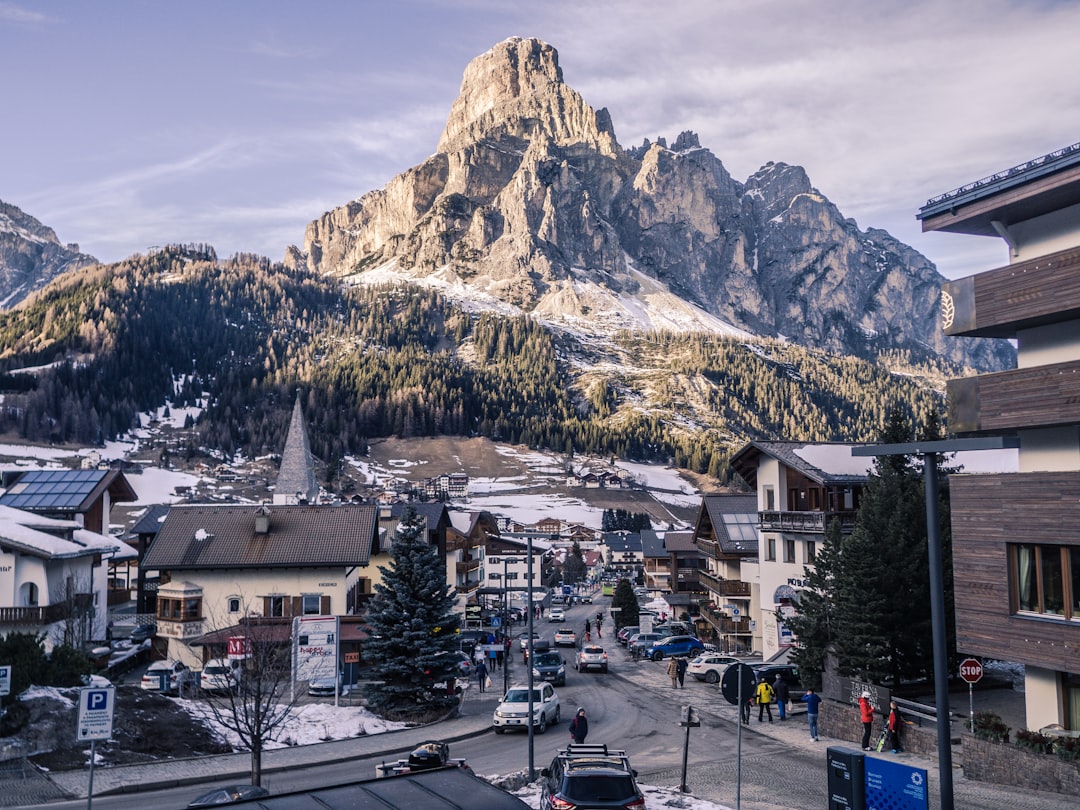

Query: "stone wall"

xmin=819 ymin=699 xmax=942 ymax=755
xmin=962 ymin=734 xmax=1080 ymax=794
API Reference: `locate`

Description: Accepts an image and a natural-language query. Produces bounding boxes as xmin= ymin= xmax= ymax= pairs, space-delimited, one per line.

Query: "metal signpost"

xmin=678 ymin=704 xmax=700 ymax=792
xmin=959 ymin=657 xmax=983 ymax=732
xmin=721 ymin=662 xmax=757 ymax=810
xmin=77 ymin=686 xmax=115 ymax=810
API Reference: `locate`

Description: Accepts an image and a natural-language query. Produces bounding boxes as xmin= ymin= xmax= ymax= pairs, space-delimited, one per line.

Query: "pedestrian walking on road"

xmin=801 ymin=687 xmax=822 ymax=741
xmin=887 ymin=699 xmax=904 ymax=753
xmin=859 ymin=691 xmax=875 ymax=750
xmin=667 ymin=657 xmax=679 ymax=688
xmin=570 ymin=707 xmax=589 ymax=744
xmin=475 ymin=659 xmax=488 ymax=693
xmin=773 ymin=674 xmax=790 ymax=720
xmin=584 ymin=618 xmax=591 ymax=636
xmin=676 ymin=657 xmax=688 ymax=688
xmin=741 ymin=695 xmax=752 ymax=725
xmin=755 ymin=677 xmax=775 ymax=722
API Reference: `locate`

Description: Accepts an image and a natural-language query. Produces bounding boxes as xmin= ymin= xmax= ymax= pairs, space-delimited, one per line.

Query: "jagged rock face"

xmin=0 ymin=200 xmax=97 ymax=309
xmin=290 ymin=37 xmax=1013 ymax=371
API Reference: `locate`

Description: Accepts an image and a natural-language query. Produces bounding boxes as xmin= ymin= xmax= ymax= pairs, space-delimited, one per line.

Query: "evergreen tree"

xmin=563 ymin=542 xmax=587 ymax=585
xmin=785 ymin=519 xmax=843 ymax=690
xmin=363 ymin=508 xmax=461 ymax=718
xmin=610 ymin=579 xmax=640 ymax=631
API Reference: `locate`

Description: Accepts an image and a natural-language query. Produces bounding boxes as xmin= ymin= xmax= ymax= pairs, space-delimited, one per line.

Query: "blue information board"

xmin=864 ymin=756 xmax=927 ymax=810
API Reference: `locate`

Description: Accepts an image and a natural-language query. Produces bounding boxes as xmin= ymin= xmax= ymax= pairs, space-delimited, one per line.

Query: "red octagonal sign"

xmin=959 ymin=657 xmax=983 ymax=684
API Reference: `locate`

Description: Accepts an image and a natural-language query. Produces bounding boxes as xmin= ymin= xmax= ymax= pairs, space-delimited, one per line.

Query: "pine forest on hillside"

xmin=0 ymin=246 xmax=950 ymax=480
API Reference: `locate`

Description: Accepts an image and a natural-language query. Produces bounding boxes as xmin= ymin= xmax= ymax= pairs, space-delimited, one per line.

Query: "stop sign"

xmin=959 ymin=657 xmax=983 ymax=684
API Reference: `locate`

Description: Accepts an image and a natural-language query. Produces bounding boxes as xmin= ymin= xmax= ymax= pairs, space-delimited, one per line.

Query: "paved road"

xmin=2 ymin=598 xmax=1075 ymax=809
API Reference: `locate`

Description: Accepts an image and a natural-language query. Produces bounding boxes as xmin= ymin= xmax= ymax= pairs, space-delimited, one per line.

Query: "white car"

xmin=553 ymin=628 xmax=577 ymax=647
xmin=686 ymin=653 xmax=761 ymax=684
xmin=200 ymin=658 xmax=242 ymax=693
xmin=493 ymin=682 xmax=561 ymax=734
xmin=140 ymin=660 xmax=192 ymax=694
xmin=549 ymin=607 xmax=565 ymax=622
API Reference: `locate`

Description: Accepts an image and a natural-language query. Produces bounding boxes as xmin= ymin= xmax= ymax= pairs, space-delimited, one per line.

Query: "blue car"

xmin=648 ymin=635 xmax=704 ymax=661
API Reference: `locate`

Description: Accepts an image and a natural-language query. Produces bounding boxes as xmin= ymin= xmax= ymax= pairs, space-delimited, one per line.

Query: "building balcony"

xmin=456 ymin=559 xmax=482 ymax=575
xmin=941 ymin=244 xmax=1080 ymax=338
xmin=157 ymin=618 xmax=205 ymax=641
xmin=698 ymin=569 xmax=751 ymax=597
xmin=759 ymin=510 xmax=857 ymax=534
xmin=948 ymin=358 xmax=1080 ymax=434
xmin=0 ymin=594 xmax=94 ymax=626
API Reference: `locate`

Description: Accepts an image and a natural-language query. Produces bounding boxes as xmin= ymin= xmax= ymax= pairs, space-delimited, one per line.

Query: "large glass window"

xmin=1011 ymin=544 xmax=1075 ymax=619
xmin=302 ymin=594 xmax=321 ymax=615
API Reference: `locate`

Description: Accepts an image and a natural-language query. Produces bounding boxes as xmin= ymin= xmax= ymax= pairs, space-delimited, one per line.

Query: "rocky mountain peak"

xmin=291 ymin=39 xmax=1013 ymax=374
xmin=437 ymin=37 xmax=618 ymax=156
xmin=0 ymin=200 xmax=97 ymax=309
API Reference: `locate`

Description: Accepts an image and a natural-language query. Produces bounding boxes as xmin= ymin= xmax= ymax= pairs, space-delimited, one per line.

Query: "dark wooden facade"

xmin=942 ymin=245 xmax=1080 ymax=338
xmin=948 ymin=359 xmax=1080 ymax=434
xmin=950 ymin=471 xmax=1080 ymax=674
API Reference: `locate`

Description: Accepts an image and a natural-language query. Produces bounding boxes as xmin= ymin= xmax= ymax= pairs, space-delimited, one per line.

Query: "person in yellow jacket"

xmin=755 ymin=677 xmax=775 ymax=723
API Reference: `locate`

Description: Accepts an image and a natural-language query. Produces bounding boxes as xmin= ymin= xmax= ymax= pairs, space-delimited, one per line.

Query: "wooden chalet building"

xmin=919 ymin=140 xmax=1080 ymax=732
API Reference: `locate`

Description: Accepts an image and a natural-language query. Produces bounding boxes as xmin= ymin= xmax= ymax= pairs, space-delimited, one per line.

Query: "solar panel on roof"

xmin=0 ymin=469 xmax=107 ymax=511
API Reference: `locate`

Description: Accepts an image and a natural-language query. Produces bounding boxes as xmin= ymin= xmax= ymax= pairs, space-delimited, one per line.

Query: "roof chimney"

xmin=254 ymin=505 xmax=271 ymax=535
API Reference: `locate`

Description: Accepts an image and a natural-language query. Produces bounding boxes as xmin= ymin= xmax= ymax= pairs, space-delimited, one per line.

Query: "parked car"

xmin=575 ymin=644 xmax=608 ymax=673
xmin=554 ymin=627 xmax=577 ymax=647
xmin=308 ymin=673 xmax=349 ymax=697
xmin=493 ymin=682 xmax=561 ymax=734
xmin=540 ymin=743 xmax=644 ymax=810
xmin=549 ymin=607 xmax=566 ymax=622
xmin=616 ymin=625 xmax=640 ymax=646
xmin=129 ymin=624 xmax=157 ymax=644
xmin=686 ymin=653 xmax=761 ymax=684
xmin=531 ymin=650 xmax=567 ymax=686
xmin=752 ymin=663 xmax=805 ymax=700
xmin=648 ymin=635 xmax=705 ymax=661
xmin=627 ymin=632 xmax=665 ymax=658
xmin=187 ymin=784 xmax=269 ymax=807
xmin=140 ymin=660 xmax=192 ymax=694
xmin=435 ymin=650 xmax=474 ymax=678
xmin=200 ymin=658 xmax=242 ymax=693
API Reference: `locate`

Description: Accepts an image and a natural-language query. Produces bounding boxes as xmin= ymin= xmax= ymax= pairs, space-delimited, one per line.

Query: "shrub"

xmin=1015 ymin=729 xmax=1053 ymax=754
xmin=970 ymin=711 xmax=1010 ymax=743
xmin=1053 ymin=736 xmax=1080 ymax=762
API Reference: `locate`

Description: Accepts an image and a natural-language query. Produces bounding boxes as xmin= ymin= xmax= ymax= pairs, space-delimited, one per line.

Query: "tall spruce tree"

xmin=363 ymin=507 xmax=461 ymax=719
xmin=788 ymin=406 xmax=958 ymax=686
xmin=785 ymin=519 xmax=844 ymax=690
xmin=610 ymin=579 xmax=640 ymax=631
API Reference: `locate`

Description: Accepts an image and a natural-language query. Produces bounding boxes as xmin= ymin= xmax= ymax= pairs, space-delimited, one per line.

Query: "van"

xmin=200 ymin=658 xmax=242 ymax=693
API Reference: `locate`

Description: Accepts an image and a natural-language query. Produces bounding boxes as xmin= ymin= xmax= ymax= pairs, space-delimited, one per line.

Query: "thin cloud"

xmin=0 ymin=2 xmax=55 ymax=24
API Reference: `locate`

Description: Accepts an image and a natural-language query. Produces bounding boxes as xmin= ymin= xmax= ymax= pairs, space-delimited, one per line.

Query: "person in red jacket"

xmin=859 ymin=691 xmax=875 ymax=750
xmin=887 ymin=699 xmax=904 ymax=753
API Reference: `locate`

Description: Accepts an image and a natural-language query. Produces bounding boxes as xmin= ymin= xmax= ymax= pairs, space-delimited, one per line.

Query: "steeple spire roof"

xmin=274 ymin=394 xmax=318 ymax=505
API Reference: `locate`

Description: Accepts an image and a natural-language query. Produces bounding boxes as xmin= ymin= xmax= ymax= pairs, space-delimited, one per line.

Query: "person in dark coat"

xmin=570 ymin=707 xmax=589 ymax=743
xmin=676 ymin=657 xmax=688 ymax=688
xmin=773 ymin=674 xmax=790 ymax=720
xmin=475 ymin=659 xmax=488 ymax=693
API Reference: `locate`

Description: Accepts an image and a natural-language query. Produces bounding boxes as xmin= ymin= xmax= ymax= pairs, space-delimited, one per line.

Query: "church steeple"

xmin=274 ymin=394 xmax=319 ymax=505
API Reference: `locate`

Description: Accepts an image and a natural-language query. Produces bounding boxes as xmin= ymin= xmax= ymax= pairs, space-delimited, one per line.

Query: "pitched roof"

xmin=0 ymin=468 xmax=137 ymax=512
xmin=639 ymin=530 xmax=666 ymax=558
xmin=275 ymin=395 xmax=319 ymax=504
xmin=0 ymin=505 xmax=129 ymax=561
xmin=695 ymin=494 xmax=759 ymax=555
xmin=603 ymin=532 xmax=642 ymax=553
xmin=730 ymin=441 xmax=873 ymax=490
xmin=662 ymin=529 xmax=698 ymax=553
xmin=130 ymin=503 xmax=171 ymax=536
xmin=143 ymin=503 xmax=378 ymax=570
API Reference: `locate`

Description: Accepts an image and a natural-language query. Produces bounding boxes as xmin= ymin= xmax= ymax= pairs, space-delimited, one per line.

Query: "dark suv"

xmin=540 ymin=744 xmax=645 ymax=810
xmin=752 ymin=663 xmax=805 ymax=700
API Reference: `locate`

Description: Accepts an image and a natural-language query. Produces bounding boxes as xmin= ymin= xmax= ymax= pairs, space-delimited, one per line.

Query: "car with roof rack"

xmin=540 ymin=743 xmax=644 ymax=810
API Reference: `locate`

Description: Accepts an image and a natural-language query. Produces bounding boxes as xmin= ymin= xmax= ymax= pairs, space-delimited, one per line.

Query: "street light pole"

xmin=526 ymin=537 xmax=535 ymax=780
xmin=853 ymin=436 xmax=1018 ymax=810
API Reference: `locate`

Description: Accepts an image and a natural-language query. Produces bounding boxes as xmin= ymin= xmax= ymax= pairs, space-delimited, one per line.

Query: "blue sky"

xmin=3 ymin=0 xmax=1079 ymax=279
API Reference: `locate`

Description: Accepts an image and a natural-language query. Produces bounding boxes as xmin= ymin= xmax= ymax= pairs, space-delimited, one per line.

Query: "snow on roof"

xmin=791 ymin=444 xmax=876 ymax=476
xmin=0 ymin=515 xmax=93 ymax=559
xmin=73 ymin=528 xmax=136 ymax=560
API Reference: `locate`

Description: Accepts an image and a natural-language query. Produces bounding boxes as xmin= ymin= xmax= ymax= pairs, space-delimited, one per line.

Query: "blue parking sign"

xmin=77 ymin=686 xmax=116 ymax=741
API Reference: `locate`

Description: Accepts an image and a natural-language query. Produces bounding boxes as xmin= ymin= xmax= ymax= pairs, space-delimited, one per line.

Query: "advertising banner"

xmin=293 ymin=615 xmax=339 ymax=682
xmin=865 ymin=756 xmax=928 ymax=810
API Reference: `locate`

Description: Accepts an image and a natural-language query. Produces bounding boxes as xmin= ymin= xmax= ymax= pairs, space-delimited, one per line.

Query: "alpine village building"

xmin=919 ymin=140 xmax=1080 ymax=731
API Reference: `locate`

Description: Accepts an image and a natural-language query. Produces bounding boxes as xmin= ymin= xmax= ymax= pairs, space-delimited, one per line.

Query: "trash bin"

xmin=826 ymin=746 xmax=866 ymax=810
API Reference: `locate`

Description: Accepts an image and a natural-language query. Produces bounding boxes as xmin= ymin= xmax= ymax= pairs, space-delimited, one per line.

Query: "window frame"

xmin=1009 ymin=543 xmax=1076 ymax=620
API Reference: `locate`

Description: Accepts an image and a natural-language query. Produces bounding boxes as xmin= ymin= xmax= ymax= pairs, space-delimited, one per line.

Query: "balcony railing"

xmin=0 ymin=594 xmax=94 ymax=626
xmin=698 ymin=570 xmax=752 ymax=597
xmin=456 ymin=559 xmax=482 ymax=574
xmin=759 ymin=510 xmax=857 ymax=534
